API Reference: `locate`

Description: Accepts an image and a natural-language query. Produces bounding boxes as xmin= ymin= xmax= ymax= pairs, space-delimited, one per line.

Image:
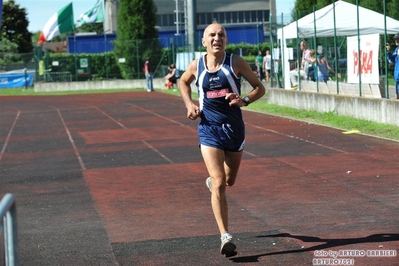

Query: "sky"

xmin=9 ymin=0 xmax=296 ymax=33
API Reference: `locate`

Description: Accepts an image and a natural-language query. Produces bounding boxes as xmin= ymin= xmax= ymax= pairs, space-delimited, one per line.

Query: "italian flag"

xmin=38 ymin=3 xmax=75 ymax=45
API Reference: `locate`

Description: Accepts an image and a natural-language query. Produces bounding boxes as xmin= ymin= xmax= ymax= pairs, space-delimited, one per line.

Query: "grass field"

xmin=1 ymin=87 xmax=398 ymax=141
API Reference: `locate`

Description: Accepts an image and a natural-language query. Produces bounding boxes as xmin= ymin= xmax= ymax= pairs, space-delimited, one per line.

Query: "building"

xmin=106 ymin=0 xmax=275 ymax=43
xmin=72 ymin=0 xmax=276 ymax=53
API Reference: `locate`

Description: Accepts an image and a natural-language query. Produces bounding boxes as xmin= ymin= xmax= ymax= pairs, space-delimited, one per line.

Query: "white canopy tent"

xmin=277 ymin=0 xmax=399 ymax=89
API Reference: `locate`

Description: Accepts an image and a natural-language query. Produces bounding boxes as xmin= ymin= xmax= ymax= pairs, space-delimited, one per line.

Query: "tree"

xmin=1 ymin=0 xmax=33 ymax=54
xmin=386 ymin=0 xmax=399 ymax=21
xmin=0 ymin=38 xmax=19 ymax=71
xmin=113 ymin=0 xmax=161 ymax=79
xmin=76 ymin=23 xmax=104 ymax=34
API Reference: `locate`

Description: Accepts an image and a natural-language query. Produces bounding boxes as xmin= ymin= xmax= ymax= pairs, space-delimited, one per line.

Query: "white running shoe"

xmin=206 ymin=177 xmax=212 ymax=192
xmin=220 ymin=232 xmax=237 ymax=257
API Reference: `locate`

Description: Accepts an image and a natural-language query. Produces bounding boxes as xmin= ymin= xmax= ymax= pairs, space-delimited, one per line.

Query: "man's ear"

xmin=202 ymin=38 xmax=206 ymax=47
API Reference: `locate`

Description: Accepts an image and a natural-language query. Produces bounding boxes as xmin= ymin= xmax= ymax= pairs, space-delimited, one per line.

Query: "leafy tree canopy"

xmin=76 ymin=23 xmax=104 ymax=34
xmin=0 ymin=38 xmax=19 ymax=54
xmin=117 ymin=0 xmax=158 ymax=41
xmin=1 ymin=0 xmax=33 ymax=53
xmin=114 ymin=0 xmax=160 ymax=79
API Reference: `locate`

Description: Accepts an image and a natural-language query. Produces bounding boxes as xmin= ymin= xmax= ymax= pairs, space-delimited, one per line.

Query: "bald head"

xmin=203 ymin=23 xmax=227 ymax=38
xmin=201 ymin=23 xmax=228 ymax=53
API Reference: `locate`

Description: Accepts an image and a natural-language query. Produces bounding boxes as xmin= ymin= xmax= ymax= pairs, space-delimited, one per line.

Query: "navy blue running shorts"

xmin=198 ymin=121 xmax=245 ymax=152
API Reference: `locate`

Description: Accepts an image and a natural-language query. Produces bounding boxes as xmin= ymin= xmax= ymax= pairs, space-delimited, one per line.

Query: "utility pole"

xmin=104 ymin=0 xmax=118 ymax=33
xmin=174 ymin=0 xmax=184 ymax=36
xmin=187 ymin=0 xmax=196 ymax=59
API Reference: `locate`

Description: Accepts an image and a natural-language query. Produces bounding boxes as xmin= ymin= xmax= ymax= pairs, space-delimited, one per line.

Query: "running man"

xmin=179 ymin=23 xmax=265 ymax=257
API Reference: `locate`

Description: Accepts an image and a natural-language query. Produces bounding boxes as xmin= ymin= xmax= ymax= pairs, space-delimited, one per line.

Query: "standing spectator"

xmin=179 ymin=22 xmax=265 ymax=257
xmin=387 ymin=32 xmax=399 ymax=99
xmin=289 ymin=40 xmax=311 ymax=89
xmin=255 ymin=50 xmax=264 ymax=80
xmin=144 ymin=56 xmax=154 ymax=92
xmin=263 ymin=50 xmax=272 ymax=82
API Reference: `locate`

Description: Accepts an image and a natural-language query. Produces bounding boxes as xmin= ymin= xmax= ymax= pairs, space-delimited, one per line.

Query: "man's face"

xmin=395 ymin=39 xmax=399 ymax=46
xmin=202 ymin=24 xmax=228 ymax=53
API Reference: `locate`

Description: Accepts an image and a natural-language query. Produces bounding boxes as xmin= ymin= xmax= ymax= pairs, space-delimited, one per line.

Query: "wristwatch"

xmin=242 ymin=95 xmax=251 ymax=106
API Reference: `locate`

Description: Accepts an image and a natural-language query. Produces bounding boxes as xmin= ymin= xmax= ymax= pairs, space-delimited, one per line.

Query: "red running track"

xmin=1 ymin=91 xmax=398 ymax=265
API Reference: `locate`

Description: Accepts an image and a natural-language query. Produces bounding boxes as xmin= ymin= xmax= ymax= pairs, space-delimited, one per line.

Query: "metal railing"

xmin=0 ymin=194 xmax=18 ymax=266
xmin=44 ymin=71 xmax=72 ymax=83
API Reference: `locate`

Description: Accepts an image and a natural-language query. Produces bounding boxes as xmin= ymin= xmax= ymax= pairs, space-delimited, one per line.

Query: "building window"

xmin=231 ymin=12 xmax=238 ymax=23
xmin=157 ymin=8 xmax=272 ymax=27
xmin=206 ymin=13 xmax=212 ymax=24
xmin=226 ymin=12 xmax=231 ymax=24
xmin=237 ymin=12 xmax=243 ymax=23
xmin=257 ymin=11 xmax=264 ymax=22
xmin=157 ymin=15 xmax=162 ymax=26
xmin=219 ymin=12 xmax=225 ymax=24
xmin=198 ymin=13 xmax=205 ymax=25
xmin=244 ymin=11 xmax=251 ymax=22
xmin=250 ymin=11 xmax=257 ymax=22
xmin=169 ymin=14 xmax=175 ymax=26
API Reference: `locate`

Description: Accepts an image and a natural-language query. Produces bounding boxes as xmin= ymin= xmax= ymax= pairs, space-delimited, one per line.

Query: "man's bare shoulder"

xmin=186 ymin=59 xmax=199 ymax=73
xmin=180 ymin=59 xmax=199 ymax=82
xmin=231 ymin=55 xmax=248 ymax=69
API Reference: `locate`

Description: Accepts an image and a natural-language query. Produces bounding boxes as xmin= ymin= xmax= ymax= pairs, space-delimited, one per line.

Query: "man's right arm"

xmin=179 ymin=60 xmax=200 ymax=120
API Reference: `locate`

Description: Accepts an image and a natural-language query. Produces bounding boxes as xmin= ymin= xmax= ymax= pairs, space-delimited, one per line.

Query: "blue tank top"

xmin=317 ymin=61 xmax=329 ymax=78
xmin=195 ymin=53 xmax=242 ymax=125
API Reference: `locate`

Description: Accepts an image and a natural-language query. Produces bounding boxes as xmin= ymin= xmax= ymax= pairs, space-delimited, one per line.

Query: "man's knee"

xmin=226 ymin=180 xmax=235 ymax=187
xmin=226 ymin=175 xmax=237 ymax=187
xmin=212 ymin=177 xmax=227 ymax=189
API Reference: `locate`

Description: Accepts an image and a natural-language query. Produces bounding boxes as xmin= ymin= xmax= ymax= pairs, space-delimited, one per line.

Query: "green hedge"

xmin=42 ymin=43 xmax=271 ymax=80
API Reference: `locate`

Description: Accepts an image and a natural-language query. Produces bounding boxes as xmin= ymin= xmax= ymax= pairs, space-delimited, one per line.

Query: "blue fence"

xmin=0 ymin=73 xmax=34 ymax=89
xmin=67 ymin=24 xmax=265 ymax=54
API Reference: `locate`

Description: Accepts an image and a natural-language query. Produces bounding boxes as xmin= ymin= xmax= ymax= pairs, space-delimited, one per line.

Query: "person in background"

xmin=386 ymin=32 xmax=399 ymax=100
xmin=307 ymin=49 xmax=317 ymax=81
xmin=263 ymin=50 xmax=272 ymax=82
xmin=289 ymin=40 xmax=311 ymax=89
xmin=317 ymin=52 xmax=341 ymax=82
xmin=144 ymin=56 xmax=154 ymax=92
xmin=179 ymin=22 xmax=265 ymax=258
xmin=255 ymin=50 xmax=264 ymax=80
xmin=164 ymin=63 xmax=177 ymax=89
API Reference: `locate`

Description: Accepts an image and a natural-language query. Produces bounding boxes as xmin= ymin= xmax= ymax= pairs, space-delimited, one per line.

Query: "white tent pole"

xmin=333 ymin=1 xmax=339 ymax=94
xmin=296 ymin=10 xmax=301 ymax=90
xmin=281 ymin=13 xmax=290 ymax=90
xmin=356 ymin=0 xmax=362 ymax=96
xmin=312 ymin=3 xmax=319 ymax=92
xmin=383 ymin=0 xmax=389 ymax=99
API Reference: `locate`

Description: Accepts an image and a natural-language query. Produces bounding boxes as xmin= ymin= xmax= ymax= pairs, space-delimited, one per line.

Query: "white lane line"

xmin=93 ymin=106 xmax=127 ymax=129
xmin=246 ymin=123 xmax=348 ymax=154
xmin=0 ymin=111 xmax=20 ymax=162
xmin=94 ymin=105 xmax=176 ymax=163
xmin=57 ymin=109 xmax=86 ymax=171
xmin=130 ymin=104 xmax=190 ymax=127
xmin=142 ymin=140 xmax=174 ymax=164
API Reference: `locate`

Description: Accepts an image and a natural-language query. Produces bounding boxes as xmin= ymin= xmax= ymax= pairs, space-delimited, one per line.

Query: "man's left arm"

xmin=226 ymin=56 xmax=265 ymax=107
